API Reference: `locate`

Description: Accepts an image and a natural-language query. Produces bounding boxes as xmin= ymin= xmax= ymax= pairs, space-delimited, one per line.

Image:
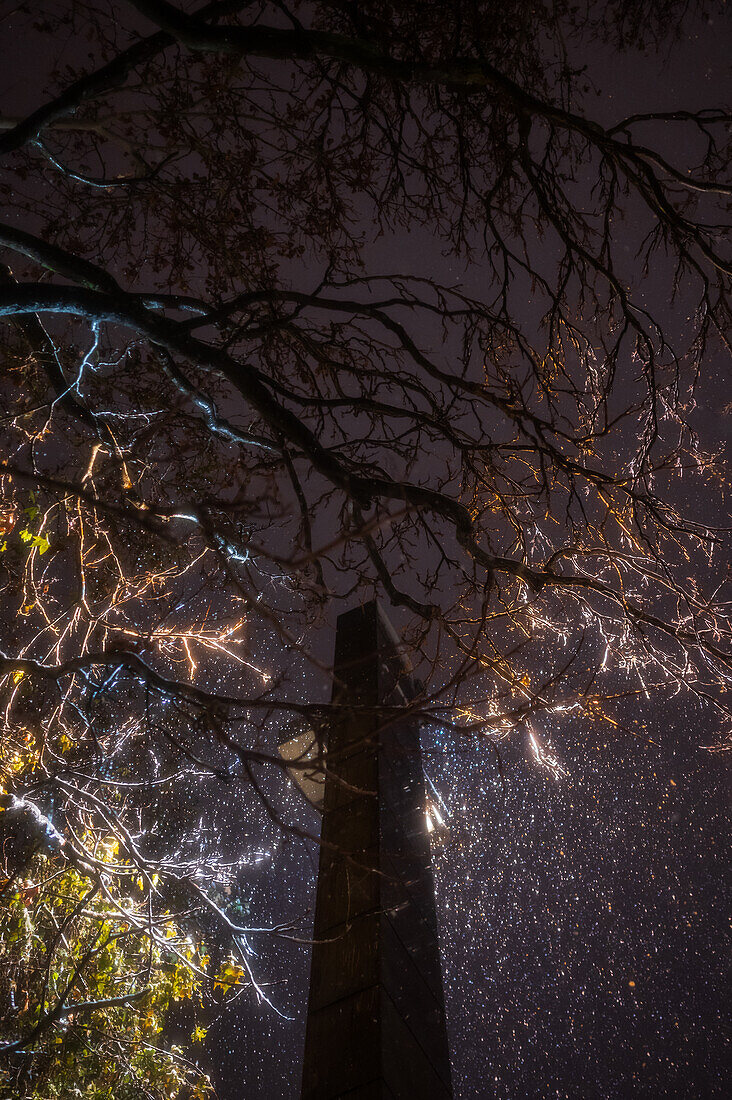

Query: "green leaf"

xmin=19 ymin=529 xmax=51 ymax=553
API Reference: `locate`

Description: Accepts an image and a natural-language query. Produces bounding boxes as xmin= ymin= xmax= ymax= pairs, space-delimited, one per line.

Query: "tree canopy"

xmin=0 ymin=0 xmax=729 ymax=1091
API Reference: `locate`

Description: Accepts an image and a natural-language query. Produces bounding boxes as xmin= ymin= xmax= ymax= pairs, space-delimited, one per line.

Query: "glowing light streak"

xmin=528 ymin=728 xmax=569 ymax=782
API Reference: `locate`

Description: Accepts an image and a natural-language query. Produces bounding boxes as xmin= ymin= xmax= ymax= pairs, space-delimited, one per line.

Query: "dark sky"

xmin=0 ymin=5 xmax=729 ymax=1099
xmin=189 ymin=15 xmax=731 ymax=1100
xmin=192 ymin=692 xmax=728 ymax=1099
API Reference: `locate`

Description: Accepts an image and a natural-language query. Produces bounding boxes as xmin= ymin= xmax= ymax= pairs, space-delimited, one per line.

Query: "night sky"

xmin=183 ymin=17 xmax=731 ymax=1100
xmin=188 ymin=662 xmax=728 ymax=1099
xmin=1 ymin=4 xmax=730 ymax=1099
